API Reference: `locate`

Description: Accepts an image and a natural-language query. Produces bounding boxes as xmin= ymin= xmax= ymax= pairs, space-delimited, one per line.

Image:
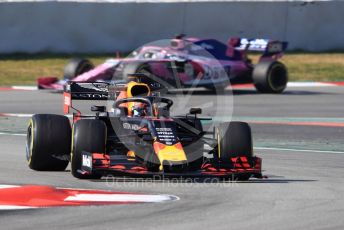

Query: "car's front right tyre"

xmin=26 ymin=114 xmax=70 ymax=171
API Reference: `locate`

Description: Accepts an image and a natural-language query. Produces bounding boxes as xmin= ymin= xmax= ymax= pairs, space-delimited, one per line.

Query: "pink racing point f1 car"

xmin=38 ymin=35 xmax=288 ymax=93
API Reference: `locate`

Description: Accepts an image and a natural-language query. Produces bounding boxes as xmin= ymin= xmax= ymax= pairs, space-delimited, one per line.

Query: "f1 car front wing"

xmin=80 ymin=152 xmax=263 ymax=179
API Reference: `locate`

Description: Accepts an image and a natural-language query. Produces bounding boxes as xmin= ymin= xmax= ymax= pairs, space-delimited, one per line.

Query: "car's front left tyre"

xmin=71 ymin=119 xmax=107 ymax=179
xmin=215 ymin=121 xmax=253 ymax=181
xmin=64 ymin=58 xmax=94 ymax=80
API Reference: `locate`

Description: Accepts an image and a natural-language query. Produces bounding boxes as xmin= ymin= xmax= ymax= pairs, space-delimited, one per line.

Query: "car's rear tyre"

xmin=64 ymin=58 xmax=94 ymax=80
xmin=71 ymin=119 xmax=106 ymax=179
xmin=252 ymin=61 xmax=288 ymax=94
xmin=122 ymin=62 xmax=151 ymax=80
xmin=121 ymin=62 xmax=167 ymax=90
xmin=216 ymin=122 xmax=253 ymax=180
xmin=26 ymin=114 xmax=70 ymax=171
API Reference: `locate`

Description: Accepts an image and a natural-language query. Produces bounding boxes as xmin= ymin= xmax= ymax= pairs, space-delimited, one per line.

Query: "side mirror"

xmin=189 ymin=108 xmax=202 ymax=115
xmin=91 ymin=105 xmax=106 ymax=112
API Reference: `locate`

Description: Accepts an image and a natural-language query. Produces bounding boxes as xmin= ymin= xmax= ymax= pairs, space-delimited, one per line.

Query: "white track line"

xmin=287 ymin=82 xmax=335 ymax=87
xmin=0 ymin=132 xmax=26 ymax=137
xmin=65 ymin=194 xmax=179 ymax=203
xmin=11 ymin=86 xmax=38 ymax=91
xmin=0 ymin=113 xmax=73 ymax=118
xmin=0 ymin=205 xmax=36 ymax=210
xmin=0 ymin=185 xmax=20 ymax=189
xmin=254 ymin=147 xmax=344 ymax=154
xmin=0 ymin=113 xmax=33 ymax=117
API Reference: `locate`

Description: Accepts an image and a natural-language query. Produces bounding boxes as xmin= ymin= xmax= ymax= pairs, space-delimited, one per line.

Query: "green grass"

xmin=0 ymin=53 xmax=115 ymax=86
xmin=250 ymin=53 xmax=344 ymax=82
xmin=280 ymin=53 xmax=344 ymax=82
xmin=0 ymin=52 xmax=344 ymax=86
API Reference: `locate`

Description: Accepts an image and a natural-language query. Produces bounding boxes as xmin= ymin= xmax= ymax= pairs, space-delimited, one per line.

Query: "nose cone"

xmin=153 ymin=142 xmax=188 ymax=171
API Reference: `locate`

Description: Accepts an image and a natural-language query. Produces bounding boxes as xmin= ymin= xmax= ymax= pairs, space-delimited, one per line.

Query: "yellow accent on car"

xmin=153 ymin=142 xmax=187 ymax=170
xmin=27 ymin=119 xmax=34 ymax=165
xmin=126 ymin=81 xmax=151 ymax=116
xmin=216 ymin=127 xmax=221 ymax=159
xmin=126 ymin=81 xmax=150 ymax=97
xmin=127 ymin=150 xmax=136 ymax=158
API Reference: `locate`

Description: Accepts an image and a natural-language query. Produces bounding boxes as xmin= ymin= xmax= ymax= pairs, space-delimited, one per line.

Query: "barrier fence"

xmin=0 ymin=0 xmax=343 ymax=53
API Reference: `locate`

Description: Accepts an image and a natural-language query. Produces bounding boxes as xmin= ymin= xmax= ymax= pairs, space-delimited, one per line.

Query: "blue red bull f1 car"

xmin=27 ymin=78 xmax=262 ymax=180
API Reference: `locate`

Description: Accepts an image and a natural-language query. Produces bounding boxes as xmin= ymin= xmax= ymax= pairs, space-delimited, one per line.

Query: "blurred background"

xmin=0 ymin=0 xmax=344 ymax=85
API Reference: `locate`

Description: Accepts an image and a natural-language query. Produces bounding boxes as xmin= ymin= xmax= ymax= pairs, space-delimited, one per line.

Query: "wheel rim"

xmin=268 ymin=64 xmax=288 ymax=92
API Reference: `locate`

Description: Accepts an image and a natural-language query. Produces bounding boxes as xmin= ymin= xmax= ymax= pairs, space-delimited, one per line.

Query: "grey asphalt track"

xmin=0 ymin=86 xmax=344 ymax=230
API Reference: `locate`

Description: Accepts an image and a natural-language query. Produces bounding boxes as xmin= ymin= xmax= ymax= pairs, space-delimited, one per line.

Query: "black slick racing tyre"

xmin=64 ymin=58 xmax=94 ymax=80
xmin=122 ymin=62 xmax=170 ymax=93
xmin=71 ymin=119 xmax=106 ymax=179
xmin=216 ymin=122 xmax=253 ymax=181
xmin=216 ymin=122 xmax=253 ymax=160
xmin=252 ymin=61 xmax=288 ymax=93
xmin=121 ymin=62 xmax=165 ymax=90
xmin=26 ymin=114 xmax=71 ymax=171
xmin=122 ymin=62 xmax=151 ymax=80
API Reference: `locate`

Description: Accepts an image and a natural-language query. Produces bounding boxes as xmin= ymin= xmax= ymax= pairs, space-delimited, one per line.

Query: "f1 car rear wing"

xmin=63 ymin=78 xmax=164 ymax=114
xmin=228 ymin=38 xmax=288 ymax=56
xmin=63 ymin=82 xmax=119 ymax=114
xmin=64 ymin=82 xmax=112 ymax=100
